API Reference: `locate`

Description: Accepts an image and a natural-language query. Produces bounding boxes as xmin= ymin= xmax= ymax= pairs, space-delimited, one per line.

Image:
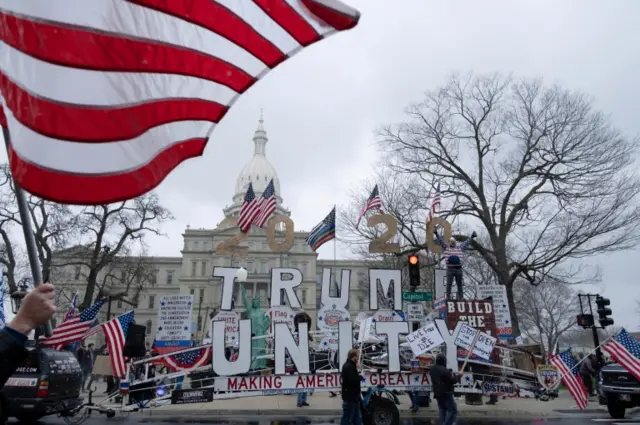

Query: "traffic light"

xmin=576 ymin=314 xmax=594 ymax=329
xmin=408 ymin=255 xmax=420 ymax=288
xmin=596 ymin=296 xmax=614 ymax=327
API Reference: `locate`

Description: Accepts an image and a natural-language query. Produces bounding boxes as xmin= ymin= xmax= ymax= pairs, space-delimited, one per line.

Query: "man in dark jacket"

xmin=579 ymin=354 xmax=597 ymax=397
xmin=340 ymin=349 xmax=362 ymax=425
xmin=429 ymin=354 xmax=459 ymax=425
xmin=0 ymin=283 xmax=57 ymax=389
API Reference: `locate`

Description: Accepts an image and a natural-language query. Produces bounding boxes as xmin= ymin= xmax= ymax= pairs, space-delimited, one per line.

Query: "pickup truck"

xmin=598 ymin=363 xmax=640 ymax=419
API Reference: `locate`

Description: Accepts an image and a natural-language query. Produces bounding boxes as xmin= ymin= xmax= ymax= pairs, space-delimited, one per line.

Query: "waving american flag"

xmin=0 ymin=0 xmax=360 ymax=205
xmin=603 ymin=329 xmax=640 ymax=381
xmin=255 ymin=179 xmax=277 ymax=228
xmin=549 ymin=349 xmax=588 ymax=410
xmin=40 ymin=299 xmax=105 ymax=349
xmin=102 ymin=311 xmax=135 ymax=378
xmin=356 ymin=185 xmax=382 ymax=227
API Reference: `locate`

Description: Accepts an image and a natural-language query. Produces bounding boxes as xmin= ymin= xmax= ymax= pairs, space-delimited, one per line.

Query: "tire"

xmin=365 ymin=397 xmax=399 ymax=425
xmin=607 ymin=401 xmax=626 ymax=419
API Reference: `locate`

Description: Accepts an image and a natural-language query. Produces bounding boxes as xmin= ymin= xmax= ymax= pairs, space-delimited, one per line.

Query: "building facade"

xmin=55 ymin=117 xmax=375 ymax=343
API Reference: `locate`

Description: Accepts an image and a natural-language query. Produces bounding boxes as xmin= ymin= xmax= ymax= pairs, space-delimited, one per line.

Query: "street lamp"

xmin=235 ymin=267 xmax=248 ymax=283
xmin=11 ymin=278 xmax=32 ymax=314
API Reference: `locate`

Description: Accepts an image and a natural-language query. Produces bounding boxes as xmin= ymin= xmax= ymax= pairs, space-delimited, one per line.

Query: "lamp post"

xmin=10 ymin=278 xmax=32 ymax=314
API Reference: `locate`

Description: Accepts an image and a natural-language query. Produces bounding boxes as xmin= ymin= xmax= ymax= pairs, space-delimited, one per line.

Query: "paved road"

xmin=8 ymin=412 xmax=640 ymax=425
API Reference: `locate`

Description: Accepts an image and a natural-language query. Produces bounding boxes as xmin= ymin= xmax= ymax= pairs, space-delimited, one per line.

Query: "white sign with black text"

xmin=156 ymin=295 xmax=194 ymax=342
xmin=406 ymin=303 xmax=424 ymax=322
xmin=405 ymin=322 xmax=444 ymax=357
xmin=453 ymin=322 xmax=497 ymax=361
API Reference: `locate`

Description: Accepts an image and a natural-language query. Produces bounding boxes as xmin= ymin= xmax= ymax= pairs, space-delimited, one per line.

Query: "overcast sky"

xmin=2 ymin=0 xmax=639 ymax=330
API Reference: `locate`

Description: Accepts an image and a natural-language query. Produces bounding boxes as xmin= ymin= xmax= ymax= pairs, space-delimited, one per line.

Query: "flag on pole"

xmin=356 ymin=185 xmax=382 ymax=227
xmin=40 ymin=299 xmax=105 ymax=349
xmin=427 ymin=182 xmax=441 ymax=222
xmin=306 ymin=207 xmax=336 ymax=251
xmin=602 ymin=329 xmax=640 ymax=381
xmin=549 ymin=350 xmax=588 ymax=410
xmin=237 ymin=183 xmax=260 ymax=233
xmin=64 ymin=292 xmax=79 ymax=322
xmin=254 ymin=179 xmax=277 ymax=228
xmin=102 ymin=311 xmax=135 ymax=378
xmin=164 ymin=346 xmax=212 ymax=372
xmin=0 ymin=1 xmax=360 ymax=205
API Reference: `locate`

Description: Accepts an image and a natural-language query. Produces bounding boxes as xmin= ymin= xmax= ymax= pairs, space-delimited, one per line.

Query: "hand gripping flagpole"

xmin=2 ymin=127 xmax=53 ymax=337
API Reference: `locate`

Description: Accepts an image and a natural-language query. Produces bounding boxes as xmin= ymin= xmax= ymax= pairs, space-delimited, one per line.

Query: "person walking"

xmin=82 ymin=343 xmax=96 ymax=391
xmin=340 ymin=349 xmax=362 ymax=425
xmin=434 ymin=230 xmax=476 ymax=299
xmin=429 ymin=354 xmax=460 ymax=425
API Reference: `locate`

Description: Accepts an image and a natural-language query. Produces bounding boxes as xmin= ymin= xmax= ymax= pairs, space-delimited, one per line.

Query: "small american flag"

xmin=356 ymin=185 xmax=382 ymax=227
xmin=64 ymin=292 xmax=78 ymax=322
xmin=306 ymin=207 xmax=336 ymax=251
xmin=102 ymin=311 xmax=135 ymax=378
xmin=549 ymin=349 xmax=588 ymax=410
xmin=602 ymin=328 xmax=640 ymax=381
xmin=254 ymin=179 xmax=277 ymax=228
xmin=164 ymin=346 xmax=212 ymax=372
xmin=237 ymin=183 xmax=260 ymax=233
xmin=40 ymin=299 xmax=105 ymax=349
xmin=428 ymin=182 xmax=441 ymax=222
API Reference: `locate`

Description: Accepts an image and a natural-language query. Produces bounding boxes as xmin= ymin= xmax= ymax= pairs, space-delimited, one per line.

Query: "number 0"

xmin=426 ymin=217 xmax=452 ymax=254
xmin=266 ymin=215 xmax=295 ymax=253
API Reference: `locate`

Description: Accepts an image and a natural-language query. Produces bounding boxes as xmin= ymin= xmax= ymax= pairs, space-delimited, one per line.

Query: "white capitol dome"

xmin=221 ymin=114 xmax=290 ymax=224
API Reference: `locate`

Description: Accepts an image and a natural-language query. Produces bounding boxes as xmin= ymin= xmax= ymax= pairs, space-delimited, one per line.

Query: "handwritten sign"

xmin=453 ymin=322 xmax=497 ymax=361
xmin=477 ymin=285 xmax=512 ymax=338
xmin=156 ymin=295 xmax=194 ymax=344
xmin=405 ymin=322 xmax=444 ymax=357
xmin=266 ymin=306 xmax=294 ymax=334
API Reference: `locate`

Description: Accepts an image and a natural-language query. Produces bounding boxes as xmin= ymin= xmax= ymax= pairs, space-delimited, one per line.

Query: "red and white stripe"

xmin=164 ymin=346 xmax=212 ymax=372
xmin=549 ymin=354 xmax=589 ymax=410
xmin=428 ymin=190 xmax=441 ymax=222
xmin=255 ymin=196 xmax=277 ymax=228
xmin=102 ymin=317 xmax=127 ymax=378
xmin=0 ymin=0 xmax=360 ymax=205
xmin=39 ymin=317 xmax=92 ymax=349
xmin=603 ymin=339 xmax=640 ymax=381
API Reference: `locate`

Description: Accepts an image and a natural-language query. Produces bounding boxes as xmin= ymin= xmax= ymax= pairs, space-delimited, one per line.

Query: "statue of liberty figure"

xmin=241 ymin=285 xmax=270 ymax=370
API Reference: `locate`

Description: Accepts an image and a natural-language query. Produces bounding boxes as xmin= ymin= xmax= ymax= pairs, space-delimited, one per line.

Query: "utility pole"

xmin=577 ymin=293 xmax=614 ymax=365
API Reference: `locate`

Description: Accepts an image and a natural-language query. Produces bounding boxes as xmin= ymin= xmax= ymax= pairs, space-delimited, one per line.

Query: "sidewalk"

xmin=143 ymin=391 xmax=617 ymax=419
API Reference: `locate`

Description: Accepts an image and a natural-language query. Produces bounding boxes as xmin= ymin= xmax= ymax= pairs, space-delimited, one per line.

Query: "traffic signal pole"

xmin=577 ymin=293 xmax=614 ymax=366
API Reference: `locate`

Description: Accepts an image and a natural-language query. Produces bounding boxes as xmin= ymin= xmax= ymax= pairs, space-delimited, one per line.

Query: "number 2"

xmin=215 ymin=218 xmax=248 ymax=257
xmin=367 ymin=214 xmax=400 ymax=254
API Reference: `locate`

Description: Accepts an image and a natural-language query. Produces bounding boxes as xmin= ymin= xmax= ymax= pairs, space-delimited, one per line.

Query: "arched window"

xmin=145 ymin=320 xmax=152 ymax=335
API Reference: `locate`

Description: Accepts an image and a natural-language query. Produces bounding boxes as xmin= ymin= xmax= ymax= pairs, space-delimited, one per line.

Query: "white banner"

xmin=405 ymin=322 xmax=444 ymax=357
xmin=477 ymin=284 xmax=513 ymax=338
xmin=156 ymin=295 xmax=194 ymax=342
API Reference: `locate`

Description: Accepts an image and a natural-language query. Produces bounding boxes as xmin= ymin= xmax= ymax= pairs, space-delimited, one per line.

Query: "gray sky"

xmin=2 ymin=0 xmax=639 ymax=330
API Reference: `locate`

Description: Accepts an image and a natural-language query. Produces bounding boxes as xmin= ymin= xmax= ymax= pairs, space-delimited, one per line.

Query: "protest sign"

xmin=405 ymin=322 xmax=444 ymax=356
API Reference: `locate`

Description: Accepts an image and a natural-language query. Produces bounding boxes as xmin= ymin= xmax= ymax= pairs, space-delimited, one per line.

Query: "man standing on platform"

xmin=434 ymin=230 xmax=477 ymax=299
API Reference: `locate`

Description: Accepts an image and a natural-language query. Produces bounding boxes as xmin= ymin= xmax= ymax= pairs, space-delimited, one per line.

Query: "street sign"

xmin=402 ymin=292 xmax=432 ymax=302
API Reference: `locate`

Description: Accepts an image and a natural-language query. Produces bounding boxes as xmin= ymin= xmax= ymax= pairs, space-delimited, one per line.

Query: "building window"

xmin=247 ymin=261 xmax=254 ymax=273
xmin=191 ymin=261 xmax=197 ymax=276
xmin=199 ymin=288 xmax=205 ymax=302
xmin=117 ymin=300 xmax=123 ymax=309
xmin=146 ymin=320 xmax=152 ymax=335
xmin=167 ymin=270 xmax=174 ymax=285
xmin=260 ymin=262 xmax=266 ymax=274
xmin=74 ymin=266 xmax=81 ymax=280
xmin=359 ymin=298 xmax=364 ymax=310
xmin=194 ymin=241 xmax=200 ymax=251
xmin=301 ymin=262 xmax=308 ymax=276
xmin=301 ymin=290 xmax=307 ymax=305
xmin=148 ymin=295 xmax=155 ymax=309
xmin=151 ymin=269 xmax=158 ymax=285
xmin=200 ymin=261 xmax=207 ymax=276
xmin=257 ymin=282 xmax=268 ymax=304
xmin=190 ymin=288 xmax=195 ymax=295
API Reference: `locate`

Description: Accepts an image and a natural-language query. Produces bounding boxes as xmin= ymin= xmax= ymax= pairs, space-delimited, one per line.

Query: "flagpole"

xmin=2 ymin=127 xmax=53 ymax=337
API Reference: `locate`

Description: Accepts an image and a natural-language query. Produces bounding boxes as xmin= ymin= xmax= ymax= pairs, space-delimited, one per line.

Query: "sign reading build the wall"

xmin=445 ymin=299 xmax=499 ymax=363
xmin=156 ymin=295 xmax=194 ymax=347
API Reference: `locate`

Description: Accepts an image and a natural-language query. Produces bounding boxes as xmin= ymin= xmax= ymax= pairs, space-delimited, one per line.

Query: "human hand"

xmin=9 ymin=283 xmax=56 ymax=335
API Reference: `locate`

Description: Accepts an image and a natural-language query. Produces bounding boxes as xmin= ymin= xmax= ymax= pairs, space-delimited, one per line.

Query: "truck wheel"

xmin=607 ymin=401 xmax=626 ymax=419
xmin=368 ymin=398 xmax=399 ymax=425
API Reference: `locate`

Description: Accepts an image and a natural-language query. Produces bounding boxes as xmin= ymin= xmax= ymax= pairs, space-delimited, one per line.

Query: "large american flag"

xmin=238 ymin=183 xmax=260 ymax=233
xmin=164 ymin=346 xmax=212 ymax=372
xmin=549 ymin=349 xmax=588 ymax=410
xmin=40 ymin=299 xmax=105 ymax=349
xmin=602 ymin=328 xmax=640 ymax=381
xmin=102 ymin=311 xmax=135 ymax=378
xmin=0 ymin=1 xmax=360 ymax=205
xmin=255 ymin=179 xmax=277 ymax=228
xmin=306 ymin=207 xmax=336 ymax=251
xmin=428 ymin=182 xmax=441 ymax=222
xmin=356 ymin=185 xmax=382 ymax=227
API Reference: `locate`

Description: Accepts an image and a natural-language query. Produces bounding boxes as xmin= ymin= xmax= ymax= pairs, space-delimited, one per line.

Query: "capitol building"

xmin=56 ymin=117 xmax=374 ymax=343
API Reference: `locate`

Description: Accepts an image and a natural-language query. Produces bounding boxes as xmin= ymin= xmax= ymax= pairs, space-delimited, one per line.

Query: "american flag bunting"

xmin=164 ymin=346 xmax=212 ymax=372
xmin=0 ymin=1 xmax=360 ymax=205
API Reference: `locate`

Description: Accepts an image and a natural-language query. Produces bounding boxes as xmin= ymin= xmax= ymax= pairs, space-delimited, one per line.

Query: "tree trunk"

xmin=82 ymin=269 xmax=98 ymax=309
xmin=505 ymin=281 xmax=521 ymax=338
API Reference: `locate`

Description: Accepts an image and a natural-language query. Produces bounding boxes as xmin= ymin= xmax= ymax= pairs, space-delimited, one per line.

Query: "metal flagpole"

xmin=2 ymin=127 xmax=53 ymax=337
xmin=333 ymin=205 xmax=337 ymax=296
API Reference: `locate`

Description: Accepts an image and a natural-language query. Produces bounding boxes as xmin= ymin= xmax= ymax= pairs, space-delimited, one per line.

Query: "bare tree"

xmin=0 ymin=164 xmax=78 ymax=292
xmin=514 ymin=279 xmax=581 ymax=354
xmin=63 ymin=195 xmax=173 ymax=309
xmin=366 ymin=72 xmax=640 ymax=335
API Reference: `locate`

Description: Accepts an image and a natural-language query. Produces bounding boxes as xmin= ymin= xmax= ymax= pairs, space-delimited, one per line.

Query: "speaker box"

xmin=123 ymin=324 xmax=146 ymax=358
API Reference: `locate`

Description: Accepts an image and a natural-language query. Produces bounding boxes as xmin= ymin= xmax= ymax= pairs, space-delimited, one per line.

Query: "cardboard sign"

xmin=446 ymin=299 xmax=499 ymax=363
xmin=405 ymin=322 xmax=444 ymax=357
xmin=156 ymin=295 xmax=194 ymax=346
xmin=477 ymin=284 xmax=513 ymax=338
xmin=453 ymin=322 xmax=497 ymax=361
